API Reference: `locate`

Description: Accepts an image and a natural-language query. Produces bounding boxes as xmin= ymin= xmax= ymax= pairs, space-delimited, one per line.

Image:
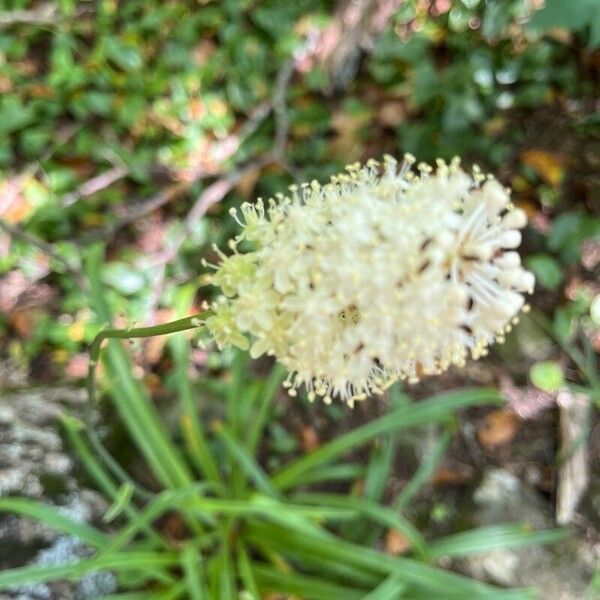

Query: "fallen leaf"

xmin=477 ymin=409 xmax=519 ymax=448
xmin=432 ymin=465 xmax=473 ymax=486
xmin=378 ymin=100 xmax=406 ymax=127
xmin=144 ymin=372 xmax=163 ymax=393
xmin=298 ymin=425 xmax=320 ymax=452
xmin=0 ymin=173 xmax=35 ymax=224
xmin=10 ymin=308 xmax=44 ymax=338
xmin=160 ymin=512 xmax=188 ymax=542
xmin=235 ymin=164 xmax=261 ymax=198
xmin=385 ymin=529 xmax=411 ymax=555
xmin=521 ymin=149 xmax=566 ymax=187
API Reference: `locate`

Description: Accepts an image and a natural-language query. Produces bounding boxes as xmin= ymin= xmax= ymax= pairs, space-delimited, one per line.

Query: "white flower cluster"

xmin=204 ymin=155 xmax=534 ymax=406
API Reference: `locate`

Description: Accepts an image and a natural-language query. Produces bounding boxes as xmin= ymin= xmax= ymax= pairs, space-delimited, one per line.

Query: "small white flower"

xmin=205 ymin=155 xmax=534 ymax=405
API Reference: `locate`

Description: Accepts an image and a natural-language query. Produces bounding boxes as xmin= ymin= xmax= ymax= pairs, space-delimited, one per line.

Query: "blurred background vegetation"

xmin=0 ymin=0 xmax=599 ymax=598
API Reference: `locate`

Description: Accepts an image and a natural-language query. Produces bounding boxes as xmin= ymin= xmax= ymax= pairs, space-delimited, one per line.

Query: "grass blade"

xmin=247 ymin=523 xmax=382 ymax=588
xmin=0 ymin=551 xmax=178 ymax=589
xmin=294 ymin=493 xmax=429 ymax=560
xmin=246 ymin=363 xmax=286 ymax=454
xmin=236 ymin=542 xmax=261 ymax=599
xmin=297 ymin=463 xmax=365 ymax=486
xmin=181 ymin=542 xmax=208 ymax=599
xmin=0 ymin=497 xmax=107 ymax=548
xmin=62 ymin=415 xmax=163 ymax=546
xmin=364 ymin=433 xmax=396 ymax=503
xmin=104 ymin=482 xmax=135 ymax=523
xmin=85 ymin=244 xmax=192 ymax=489
xmin=170 ymin=284 xmax=221 ymax=485
xmin=253 ymin=564 xmax=366 ymax=599
xmin=214 ymin=423 xmax=280 ymax=498
xmin=245 ymin=521 xmax=526 ymax=599
xmin=394 ymin=425 xmax=453 ymax=511
xmin=428 ymin=524 xmax=569 ymax=560
xmin=362 ymin=575 xmax=407 ymax=599
xmin=272 ymin=389 xmax=502 ymax=490
xmin=103 ymin=484 xmax=216 ymax=555
xmin=154 ymin=582 xmax=187 ymax=600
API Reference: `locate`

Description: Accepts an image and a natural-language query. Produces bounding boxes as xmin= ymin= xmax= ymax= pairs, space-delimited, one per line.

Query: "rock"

xmin=459 ymin=468 xmax=597 ymax=599
xmin=0 ymin=384 xmax=115 ymax=599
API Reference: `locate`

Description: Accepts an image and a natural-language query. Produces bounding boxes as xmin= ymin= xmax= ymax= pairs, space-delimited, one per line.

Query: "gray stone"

xmin=459 ymin=468 xmax=598 ymax=599
xmin=0 ymin=384 xmax=114 ymax=599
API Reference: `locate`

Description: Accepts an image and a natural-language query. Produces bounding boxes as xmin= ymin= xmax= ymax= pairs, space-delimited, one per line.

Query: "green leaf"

xmin=102 ymin=261 xmax=147 ymax=295
xmin=245 ymin=522 xmax=527 ymax=599
xmin=102 ymin=485 xmax=214 ymax=555
xmin=170 ymin=285 xmax=221 ymax=485
xmin=529 ymin=0 xmax=600 ymax=47
xmin=0 ymin=497 xmax=108 ymax=548
xmin=0 ymin=96 xmax=35 ymax=134
xmin=85 ymin=244 xmax=193 ymax=490
xmin=529 ymin=361 xmax=564 ymax=393
xmin=104 ymin=38 xmax=143 ymax=71
xmin=272 ymin=389 xmax=502 ymax=490
xmin=362 ymin=575 xmax=407 ymax=600
xmin=62 ymin=415 xmax=163 ymax=547
xmin=0 ymin=552 xmax=178 ymax=589
xmin=363 ymin=433 xmax=396 ymax=504
xmin=103 ymin=482 xmax=135 ymax=523
xmin=236 ymin=542 xmax=260 ymax=600
xmin=254 ymin=564 xmax=366 ymax=599
xmin=181 ymin=543 xmax=208 ymax=600
xmin=214 ymin=423 xmax=280 ymax=499
xmin=591 ymin=294 xmax=600 ymax=326
xmin=525 ymin=255 xmax=563 ymax=290
xmin=428 ymin=524 xmax=568 ymax=560
xmin=295 ymin=493 xmax=429 ymax=560
xmin=394 ymin=426 xmax=453 ymax=511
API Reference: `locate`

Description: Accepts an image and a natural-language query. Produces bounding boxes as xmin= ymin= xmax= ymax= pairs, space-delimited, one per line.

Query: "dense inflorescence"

xmin=204 ymin=155 xmax=534 ymax=406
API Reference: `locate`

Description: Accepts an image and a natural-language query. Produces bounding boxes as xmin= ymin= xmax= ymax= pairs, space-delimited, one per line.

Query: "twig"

xmin=62 ymin=165 xmax=129 ymax=207
xmin=271 ymin=59 xmax=295 ymax=158
xmin=0 ymin=219 xmax=87 ymax=287
xmin=0 ymin=2 xmax=59 ymax=26
xmin=140 ymin=49 xmax=303 ymax=293
xmin=0 ymin=1 xmax=93 ymax=27
xmin=556 ymin=390 xmax=590 ymax=524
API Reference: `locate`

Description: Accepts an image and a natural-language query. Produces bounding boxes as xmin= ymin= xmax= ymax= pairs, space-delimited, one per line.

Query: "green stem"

xmin=86 ymin=315 xmax=206 ymax=500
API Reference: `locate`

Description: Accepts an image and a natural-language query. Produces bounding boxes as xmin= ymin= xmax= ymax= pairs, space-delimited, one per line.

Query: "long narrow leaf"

xmin=181 ymin=542 xmax=208 ymax=600
xmin=0 ymin=551 xmax=178 ymax=589
xmin=273 ymin=389 xmax=502 ymax=490
xmin=253 ymin=564 xmax=366 ymax=600
xmin=103 ymin=484 xmax=216 ymax=555
xmin=214 ymin=423 xmax=280 ymax=498
xmin=62 ymin=415 xmax=163 ymax=546
xmin=362 ymin=575 xmax=407 ymax=599
xmin=236 ymin=542 xmax=261 ymax=599
xmin=85 ymin=244 xmax=192 ymax=489
xmin=428 ymin=524 xmax=568 ymax=560
xmin=170 ymin=285 xmax=221 ymax=485
xmin=0 ymin=497 xmax=107 ymax=548
xmin=244 ymin=521 xmax=527 ymax=599
xmin=247 ymin=524 xmax=382 ymax=588
xmin=364 ymin=433 xmax=396 ymax=503
xmin=394 ymin=425 xmax=453 ymax=511
xmin=294 ymin=493 xmax=429 ymax=560
xmin=246 ymin=364 xmax=286 ymax=454
xmin=184 ymin=496 xmax=354 ymax=522
xmin=299 ymin=463 xmax=365 ymax=486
